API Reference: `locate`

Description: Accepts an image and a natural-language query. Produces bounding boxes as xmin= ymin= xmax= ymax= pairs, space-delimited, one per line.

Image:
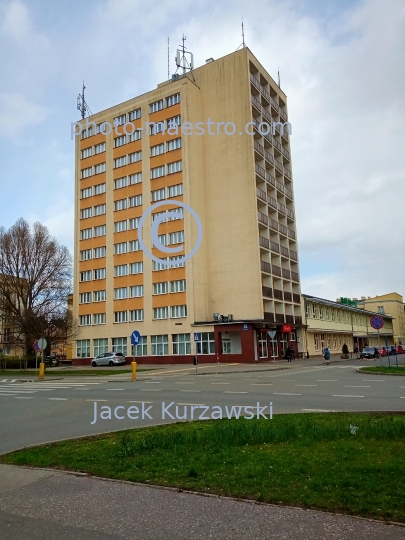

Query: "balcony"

xmin=265 ymin=171 xmax=276 ymax=187
xmin=286 ymin=208 xmax=294 ymax=220
xmin=276 ymin=180 xmax=284 ymax=194
xmin=273 ymin=138 xmax=282 ymax=153
xmin=279 ymin=107 xmax=288 ymax=121
xmin=252 ymin=118 xmax=260 ymax=131
xmin=251 ymin=95 xmax=261 ymax=111
xmin=264 ymin=311 xmax=275 ymax=322
xmin=285 ymin=186 xmax=293 ymax=200
xmin=275 ymin=313 xmax=285 ymax=323
xmin=277 ymin=202 xmax=286 ymax=215
xmin=275 ymin=158 xmax=284 ymax=174
xmin=250 ymin=73 xmax=260 ymax=90
xmin=261 ymin=107 xmax=272 ymax=123
xmin=288 ymin=228 xmax=296 ymax=240
xmin=258 ymin=211 xmax=268 ymax=226
xmin=270 ymin=240 xmax=280 ymax=253
xmin=273 ymin=288 xmax=283 ymax=300
xmin=261 ymin=260 xmax=271 ymax=274
xmin=262 ymin=286 xmax=273 ymax=298
xmin=284 ymin=291 xmax=292 ymax=303
xmin=291 ymin=271 xmax=300 ymax=282
xmin=261 ymin=85 xmax=271 ymax=103
xmin=285 ymin=314 xmax=295 ymax=325
xmin=282 ymin=268 xmax=291 ymax=280
xmin=272 ymin=265 xmax=282 ymax=277
xmin=259 ymin=236 xmax=269 ymax=250
xmin=256 ymin=187 xmax=267 ymax=202
xmin=269 ymin=218 xmax=279 ymax=232
xmin=290 ymin=250 xmax=298 ymax=261
xmin=283 ymin=167 xmax=291 ymax=179
xmin=280 ymin=246 xmax=289 ymax=258
xmin=281 ymin=146 xmax=290 ymax=160
xmin=264 ymin=132 xmax=273 ymax=146
xmin=267 ymin=195 xmax=277 ymax=210
xmin=279 ymin=224 xmax=288 ymax=236
xmin=293 ymin=293 xmax=301 ymax=304
xmin=254 ymin=140 xmax=264 ymax=156
xmin=255 ymin=163 xmax=265 ymax=179
xmin=265 ymin=150 xmax=274 ymax=166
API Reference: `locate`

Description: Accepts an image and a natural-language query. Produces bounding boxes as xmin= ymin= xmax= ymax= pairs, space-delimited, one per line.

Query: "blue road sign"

xmin=370 ymin=316 xmax=384 ymax=330
xmin=131 ymin=330 xmax=141 ymax=345
xmin=194 ymin=333 xmax=201 ymax=342
xmin=243 ymin=324 xmax=248 ymax=330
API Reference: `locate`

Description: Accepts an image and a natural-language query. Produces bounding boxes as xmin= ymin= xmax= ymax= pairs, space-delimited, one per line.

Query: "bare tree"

xmin=0 ymin=218 xmax=79 ymax=355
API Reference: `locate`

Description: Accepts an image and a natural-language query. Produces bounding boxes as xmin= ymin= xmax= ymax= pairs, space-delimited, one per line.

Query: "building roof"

xmin=302 ymin=294 xmax=393 ymax=319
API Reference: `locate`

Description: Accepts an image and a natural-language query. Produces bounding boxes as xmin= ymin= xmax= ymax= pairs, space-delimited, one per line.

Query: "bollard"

xmin=131 ymin=361 xmax=137 ymax=381
xmin=38 ymin=362 xmax=45 ymax=380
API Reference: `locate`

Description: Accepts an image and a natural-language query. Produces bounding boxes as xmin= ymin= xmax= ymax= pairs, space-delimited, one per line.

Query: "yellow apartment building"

xmin=73 ymin=47 xmax=302 ymax=364
xmin=302 ymin=294 xmax=394 ymax=357
xmin=356 ymin=293 xmax=405 ymax=345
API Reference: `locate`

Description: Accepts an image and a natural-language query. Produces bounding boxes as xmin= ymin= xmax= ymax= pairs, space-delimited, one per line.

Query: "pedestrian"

xmin=323 ymin=347 xmax=331 ymax=365
xmin=286 ymin=345 xmax=293 ymax=362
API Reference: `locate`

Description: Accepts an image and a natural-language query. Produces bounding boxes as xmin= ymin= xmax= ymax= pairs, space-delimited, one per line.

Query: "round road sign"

xmin=370 ymin=316 xmax=384 ymax=330
xmin=38 ymin=337 xmax=47 ymax=350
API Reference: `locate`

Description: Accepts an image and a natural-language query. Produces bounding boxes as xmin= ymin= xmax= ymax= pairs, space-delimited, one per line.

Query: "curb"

xmin=357 ymin=368 xmax=405 ymax=376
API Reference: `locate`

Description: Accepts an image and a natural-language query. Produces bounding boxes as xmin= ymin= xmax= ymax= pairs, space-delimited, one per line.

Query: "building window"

xmin=94 ymin=268 xmax=106 ymax=280
xmin=94 ymin=204 xmax=106 ymax=216
xmin=94 ymin=338 xmax=108 ymax=357
xmin=166 ymin=93 xmax=180 ymax=107
xmin=114 ymin=156 xmax=126 ymax=168
xmin=172 ymin=333 xmax=190 ymax=355
xmin=114 ymin=176 xmax=128 ymax=189
xmin=94 ymin=225 xmax=106 ymax=237
xmin=171 ymin=305 xmax=187 ymax=318
xmin=151 ymin=334 xmax=168 ymax=355
xmin=114 ymin=114 xmax=126 ymax=126
xmin=79 ymin=314 xmax=91 ymax=326
xmin=320 ymin=334 xmax=325 ymax=350
xmin=77 ymin=339 xmax=90 ymax=358
xmin=80 ymin=228 xmax=92 ymax=240
xmin=94 ymin=183 xmax=106 ymax=195
xmin=93 ymin=313 xmax=106 ymax=325
xmin=112 ymin=336 xmax=127 ymax=355
xmin=94 ymin=142 xmax=106 ymax=154
xmin=305 ymin=303 xmax=310 ymax=318
xmin=167 ymin=138 xmax=182 ymax=152
xmin=378 ymin=306 xmax=385 ymax=314
xmin=196 ymin=332 xmax=215 ymax=354
xmin=114 ymin=220 xmax=127 ymax=233
xmin=114 ymin=199 xmax=127 ymax=211
xmin=222 ymin=339 xmax=231 ymax=354
xmin=94 ymin=163 xmax=106 ymax=174
xmin=82 ymin=147 xmax=92 ymax=159
xmin=114 ymin=311 xmax=128 ymax=324
xmin=319 ymin=306 xmax=324 ymax=320
xmin=170 ymin=279 xmax=186 ymax=292
xmin=114 ymin=135 xmax=126 ymax=148
xmin=153 ymin=307 xmax=169 ymax=320
xmin=129 ymin=130 xmax=142 ymax=142
xmin=114 ymin=287 xmax=128 ymax=299
xmin=129 ymin=310 xmax=144 ymax=322
xmin=81 ymin=187 xmax=92 ymax=199
xmin=114 ymin=242 xmax=127 ymax=255
xmin=312 ymin=304 xmax=318 ymax=319
xmin=153 ymin=259 xmax=167 ymax=271
xmin=129 ymin=151 xmax=142 ymax=163
xmin=80 ymin=249 xmax=92 ymax=261
xmin=152 ymin=188 xmax=166 ymax=202
xmin=150 ymin=100 xmax=163 ymax=113
xmin=169 ymin=256 xmax=185 ymax=268
xmin=81 ymin=167 xmax=92 ymax=179
xmin=80 ymin=271 xmax=92 ymax=282
xmin=333 ymin=335 xmax=337 ymax=350
xmin=129 ymin=195 xmax=142 ymax=207
xmin=94 ymin=246 xmax=106 ymax=258
xmin=129 ymin=108 xmax=141 ymax=121
xmin=169 ymin=231 xmax=184 ymax=245
xmin=168 ymin=184 xmax=183 ymax=197
xmin=130 ymin=172 xmax=142 ymax=185
xmin=82 ymin=127 xmax=93 ymax=139
xmin=128 ymin=240 xmax=140 ymax=252
xmin=153 ymin=282 xmax=168 ymax=295
xmin=151 ymin=166 xmax=165 ymax=179
xmin=93 ymin=290 xmax=106 ymax=302
xmin=167 ymin=116 xmax=181 ymax=129
xmin=132 ymin=335 xmax=147 ymax=356
xmin=158 ymin=234 xmax=166 ymax=246
xmin=130 ymin=285 xmax=144 ymax=298
xmin=115 ymin=264 xmax=128 ymax=277
xmin=81 ymin=207 xmax=92 ymax=219
xmin=79 ymin=292 xmax=92 ymax=304
xmin=150 ymin=121 xmax=164 ymax=135
xmin=129 ymin=217 xmax=140 ymax=229
xmin=151 ymin=143 xmax=165 ymax=157
xmin=314 ymin=333 xmax=319 ymax=350
xmin=129 ymin=262 xmax=143 ymax=274
xmin=167 ymin=161 xmax=182 ymax=174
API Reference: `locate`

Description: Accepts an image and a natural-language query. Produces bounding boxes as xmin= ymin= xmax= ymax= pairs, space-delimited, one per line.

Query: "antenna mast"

xmin=278 ymin=66 xmax=281 ymax=88
xmin=77 ymin=82 xmax=92 ymax=119
xmin=236 ymin=18 xmax=247 ymax=50
xmin=175 ymin=34 xmax=194 ymax=76
xmin=167 ymin=37 xmax=170 ymax=80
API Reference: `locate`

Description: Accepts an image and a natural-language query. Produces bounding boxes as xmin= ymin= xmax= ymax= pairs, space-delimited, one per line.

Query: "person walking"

xmin=323 ymin=347 xmax=331 ymax=365
xmin=286 ymin=345 xmax=293 ymax=362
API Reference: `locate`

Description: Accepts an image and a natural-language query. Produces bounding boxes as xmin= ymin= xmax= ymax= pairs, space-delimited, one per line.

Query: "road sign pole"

xmin=378 ymin=328 xmax=382 ymax=367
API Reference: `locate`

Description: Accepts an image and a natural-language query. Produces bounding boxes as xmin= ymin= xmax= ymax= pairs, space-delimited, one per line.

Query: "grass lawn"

xmin=2 ymin=413 xmax=405 ymax=523
xmin=0 ymin=368 xmax=154 ymax=377
xmin=359 ymin=366 xmax=405 ymax=375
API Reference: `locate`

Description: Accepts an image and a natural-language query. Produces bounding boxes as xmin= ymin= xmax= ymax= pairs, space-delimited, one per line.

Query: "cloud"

xmin=0 ymin=92 xmax=49 ymax=138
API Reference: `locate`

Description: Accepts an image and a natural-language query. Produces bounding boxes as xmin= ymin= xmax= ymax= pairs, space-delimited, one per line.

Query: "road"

xmin=1 ymin=357 xmax=404 ymax=455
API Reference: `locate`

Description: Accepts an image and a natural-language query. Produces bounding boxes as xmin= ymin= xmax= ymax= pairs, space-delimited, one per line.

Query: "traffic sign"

xmin=33 ymin=340 xmax=40 ymax=352
xmin=243 ymin=324 xmax=248 ymax=330
xmin=370 ymin=316 xmax=384 ymax=330
xmin=131 ymin=330 xmax=141 ymax=345
xmin=38 ymin=338 xmax=47 ymax=350
xmin=194 ymin=333 xmax=201 ymax=342
xmin=267 ymin=330 xmax=277 ymax=339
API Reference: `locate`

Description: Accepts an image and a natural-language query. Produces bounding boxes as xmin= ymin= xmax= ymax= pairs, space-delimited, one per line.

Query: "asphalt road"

xmin=1 ymin=357 xmax=404 ymax=455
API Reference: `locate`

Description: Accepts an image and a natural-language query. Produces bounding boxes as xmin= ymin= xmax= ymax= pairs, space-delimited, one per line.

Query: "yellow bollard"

xmin=38 ymin=362 xmax=45 ymax=380
xmin=131 ymin=361 xmax=137 ymax=381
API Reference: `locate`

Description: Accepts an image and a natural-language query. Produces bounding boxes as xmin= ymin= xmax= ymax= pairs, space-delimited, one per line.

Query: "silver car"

xmin=91 ymin=352 xmax=126 ymax=367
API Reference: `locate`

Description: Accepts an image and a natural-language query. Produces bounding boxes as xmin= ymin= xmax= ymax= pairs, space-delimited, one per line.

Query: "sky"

xmin=0 ymin=0 xmax=404 ymax=301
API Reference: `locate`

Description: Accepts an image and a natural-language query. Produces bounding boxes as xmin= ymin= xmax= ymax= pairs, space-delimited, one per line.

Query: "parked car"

xmin=360 ymin=346 xmax=379 ymax=359
xmin=376 ymin=347 xmax=387 ymax=357
xmin=91 ymin=352 xmax=126 ymax=367
xmin=397 ymin=345 xmax=404 ymax=354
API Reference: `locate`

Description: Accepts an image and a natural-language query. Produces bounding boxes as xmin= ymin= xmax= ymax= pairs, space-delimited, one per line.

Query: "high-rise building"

xmin=73 ymin=47 xmax=303 ymax=364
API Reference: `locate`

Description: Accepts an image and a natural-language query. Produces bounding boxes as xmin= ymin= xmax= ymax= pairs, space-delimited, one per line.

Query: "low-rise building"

xmin=356 ymin=293 xmax=405 ymax=345
xmin=301 ymin=294 xmax=394 ymax=357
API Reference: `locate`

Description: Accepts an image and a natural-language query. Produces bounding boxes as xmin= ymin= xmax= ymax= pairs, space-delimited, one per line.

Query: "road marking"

xmin=48 ymin=398 xmax=68 ymax=400
xmin=143 ymin=381 xmax=161 ymax=384
xmin=75 ymin=388 xmax=90 ymax=390
xmin=211 ymin=382 xmax=230 ymax=385
xmin=363 ymin=380 xmax=385 ymax=382
xmin=344 ymin=385 xmax=370 ymax=388
xmin=400 ymin=397 xmax=405 ymax=399
xmin=128 ymin=400 xmax=153 ymax=404
xmin=0 ymin=393 xmax=18 ymax=396
xmin=14 ymin=396 xmax=34 ymax=399
xmin=86 ymin=399 xmax=108 ymax=402
xmin=175 ymin=382 xmax=195 ymax=384
xmin=105 ymin=389 xmax=124 ymax=391
xmin=224 ymin=391 xmax=247 ymax=394
xmin=332 ymin=395 xmax=365 ymax=398
xmin=295 ymin=384 xmax=317 ymax=387
xmin=273 ymin=392 xmax=301 ymax=396
xmin=180 ymin=390 xmax=201 ymax=393
xmin=140 ymin=389 xmax=162 ymax=392
xmin=0 ymin=390 xmax=37 ymax=394
xmin=251 ymin=383 xmax=273 ymax=386
xmin=302 ymin=409 xmax=336 ymax=412
xmin=318 ymin=380 xmax=338 ymax=382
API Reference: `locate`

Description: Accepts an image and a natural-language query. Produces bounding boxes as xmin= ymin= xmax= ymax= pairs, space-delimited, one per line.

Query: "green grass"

xmin=0 ymin=368 xmax=154 ymax=376
xmin=359 ymin=366 xmax=405 ymax=375
xmin=2 ymin=413 xmax=405 ymax=522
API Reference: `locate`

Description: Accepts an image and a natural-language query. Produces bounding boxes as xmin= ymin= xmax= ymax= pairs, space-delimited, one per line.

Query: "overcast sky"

xmin=0 ymin=0 xmax=404 ymax=301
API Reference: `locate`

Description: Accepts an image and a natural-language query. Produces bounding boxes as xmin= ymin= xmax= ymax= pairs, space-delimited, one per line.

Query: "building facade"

xmin=302 ymin=294 xmax=394 ymax=357
xmin=356 ymin=293 xmax=405 ymax=345
xmin=73 ymin=47 xmax=302 ymax=364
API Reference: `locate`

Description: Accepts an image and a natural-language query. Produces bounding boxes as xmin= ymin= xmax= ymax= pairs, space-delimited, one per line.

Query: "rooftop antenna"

xmin=175 ymin=34 xmax=194 ymax=76
xmin=77 ymin=82 xmax=92 ymax=119
xmin=167 ymin=37 xmax=170 ymax=80
xmin=236 ymin=18 xmax=246 ymax=50
xmin=278 ymin=66 xmax=281 ymax=88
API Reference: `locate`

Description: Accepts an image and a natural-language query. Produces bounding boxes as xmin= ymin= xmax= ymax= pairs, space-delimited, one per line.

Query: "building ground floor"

xmin=305 ymin=330 xmax=394 ymax=358
xmin=73 ymin=321 xmax=304 ymax=365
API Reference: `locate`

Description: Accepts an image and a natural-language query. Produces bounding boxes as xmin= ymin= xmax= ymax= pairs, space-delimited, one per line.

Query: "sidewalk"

xmin=0 ymin=464 xmax=403 ymax=540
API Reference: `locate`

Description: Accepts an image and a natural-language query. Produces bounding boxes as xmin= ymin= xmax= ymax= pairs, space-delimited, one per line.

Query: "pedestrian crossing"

xmin=0 ymin=381 xmax=101 ymax=399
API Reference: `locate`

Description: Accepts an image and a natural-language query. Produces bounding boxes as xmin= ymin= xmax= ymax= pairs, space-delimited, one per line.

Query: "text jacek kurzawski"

xmin=90 ymin=402 xmax=273 ymax=424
